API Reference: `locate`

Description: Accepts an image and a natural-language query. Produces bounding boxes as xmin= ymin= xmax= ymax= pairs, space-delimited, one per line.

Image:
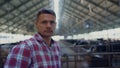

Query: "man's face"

xmin=36 ymin=14 xmax=56 ymax=37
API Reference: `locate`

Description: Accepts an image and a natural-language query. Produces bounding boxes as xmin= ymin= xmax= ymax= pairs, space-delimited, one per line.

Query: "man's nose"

xmin=46 ymin=22 xmax=52 ymax=27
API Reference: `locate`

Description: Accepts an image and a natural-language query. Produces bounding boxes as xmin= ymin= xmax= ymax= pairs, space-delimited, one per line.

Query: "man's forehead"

xmin=38 ymin=14 xmax=56 ymax=19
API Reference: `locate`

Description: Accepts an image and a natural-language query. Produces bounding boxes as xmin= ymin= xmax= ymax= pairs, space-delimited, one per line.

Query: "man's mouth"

xmin=45 ymin=30 xmax=53 ymax=33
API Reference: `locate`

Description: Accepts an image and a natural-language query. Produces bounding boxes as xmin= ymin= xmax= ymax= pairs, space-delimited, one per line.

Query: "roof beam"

xmin=64 ymin=7 xmax=105 ymax=34
xmin=108 ymin=0 xmax=120 ymax=6
xmin=0 ymin=0 xmax=29 ymax=18
xmin=0 ymin=0 xmax=11 ymax=6
xmin=85 ymin=0 xmax=120 ymax=18
xmin=71 ymin=0 xmax=116 ymax=27
xmin=0 ymin=1 xmax=46 ymax=33
xmin=64 ymin=9 xmax=102 ymax=32
xmin=63 ymin=1 xmax=110 ymax=29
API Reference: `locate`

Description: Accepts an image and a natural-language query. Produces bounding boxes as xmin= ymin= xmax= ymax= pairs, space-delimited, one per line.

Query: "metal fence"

xmin=61 ymin=43 xmax=120 ymax=68
xmin=0 ymin=42 xmax=120 ymax=68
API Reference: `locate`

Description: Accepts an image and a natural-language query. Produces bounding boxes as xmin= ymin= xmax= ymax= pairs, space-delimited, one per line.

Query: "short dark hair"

xmin=37 ymin=8 xmax=56 ymax=19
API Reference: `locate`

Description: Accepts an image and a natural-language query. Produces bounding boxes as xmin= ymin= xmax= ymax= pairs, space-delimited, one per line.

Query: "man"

xmin=4 ymin=9 xmax=61 ymax=68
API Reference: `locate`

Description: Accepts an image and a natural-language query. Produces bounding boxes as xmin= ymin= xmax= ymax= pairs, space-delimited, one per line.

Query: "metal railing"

xmin=0 ymin=42 xmax=120 ymax=68
xmin=61 ymin=45 xmax=120 ymax=68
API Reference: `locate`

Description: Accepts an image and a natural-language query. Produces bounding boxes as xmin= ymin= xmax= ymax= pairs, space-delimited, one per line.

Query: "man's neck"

xmin=38 ymin=33 xmax=52 ymax=47
xmin=43 ymin=37 xmax=51 ymax=47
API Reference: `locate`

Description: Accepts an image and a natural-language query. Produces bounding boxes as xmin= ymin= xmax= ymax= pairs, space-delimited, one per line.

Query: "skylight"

xmin=53 ymin=0 xmax=59 ymax=29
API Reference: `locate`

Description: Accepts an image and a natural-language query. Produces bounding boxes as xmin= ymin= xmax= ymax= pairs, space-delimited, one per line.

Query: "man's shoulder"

xmin=19 ymin=37 xmax=36 ymax=46
xmin=12 ymin=37 xmax=35 ymax=48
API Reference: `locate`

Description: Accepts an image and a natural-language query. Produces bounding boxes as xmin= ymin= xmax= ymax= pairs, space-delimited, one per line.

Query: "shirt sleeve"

xmin=4 ymin=43 xmax=31 ymax=68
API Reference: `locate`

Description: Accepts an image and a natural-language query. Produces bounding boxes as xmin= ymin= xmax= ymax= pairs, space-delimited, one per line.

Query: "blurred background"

xmin=0 ymin=0 xmax=120 ymax=68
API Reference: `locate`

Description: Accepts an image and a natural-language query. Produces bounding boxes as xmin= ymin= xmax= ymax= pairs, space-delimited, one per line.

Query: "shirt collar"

xmin=34 ymin=32 xmax=55 ymax=43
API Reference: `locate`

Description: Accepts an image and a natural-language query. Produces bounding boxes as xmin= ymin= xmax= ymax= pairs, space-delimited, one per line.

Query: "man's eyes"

xmin=42 ymin=21 xmax=47 ymax=24
xmin=42 ymin=21 xmax=56 ymax=24
xmin=50 ymin=21 xmax=56 ymax=24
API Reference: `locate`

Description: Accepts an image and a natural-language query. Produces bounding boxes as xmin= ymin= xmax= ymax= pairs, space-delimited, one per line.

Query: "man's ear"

xmin=35 ymin=20 xmax=38 ymax=25
xmin=34 ymin=21 xmax=38 ymax=31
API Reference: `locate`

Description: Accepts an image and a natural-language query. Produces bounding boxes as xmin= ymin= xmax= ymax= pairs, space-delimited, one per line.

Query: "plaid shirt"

xmin=4 ymin=33 xmax=61 ymax=68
